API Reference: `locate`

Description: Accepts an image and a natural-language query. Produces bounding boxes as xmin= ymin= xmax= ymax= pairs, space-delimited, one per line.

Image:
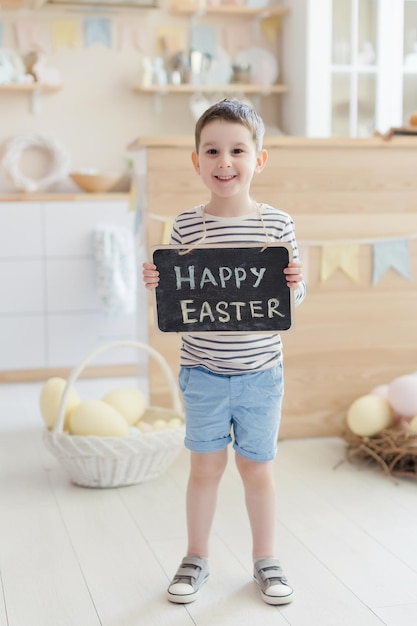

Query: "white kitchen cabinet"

xmin=0 ymin=202 xmax=43 ymax=258
xmin=0 ymin=260 xmax=44 ymax=314
xmin=283 ymin=0 xmax=416 ymax=137
xmin=0 ymin=197 xmax=141 ymax=373
xmin=0 ymin=317 xmax=46 ymax=370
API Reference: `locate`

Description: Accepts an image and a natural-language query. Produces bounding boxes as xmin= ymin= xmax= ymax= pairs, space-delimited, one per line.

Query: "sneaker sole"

xmin=254 ymin=577 xmax=294 ymax=605
xmin=261 ymin=589 xmax=294 ymax=605
xmin=167 ymin=576 xmax=209 ymax=604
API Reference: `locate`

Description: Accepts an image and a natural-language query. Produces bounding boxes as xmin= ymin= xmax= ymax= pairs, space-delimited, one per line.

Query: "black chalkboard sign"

xmin=152 ymin=244 xmax=293 ymax=333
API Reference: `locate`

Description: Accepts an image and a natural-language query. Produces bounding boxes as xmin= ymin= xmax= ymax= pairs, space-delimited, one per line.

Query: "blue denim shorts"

xmin=178 ymin=364 xmax=284 ymax=462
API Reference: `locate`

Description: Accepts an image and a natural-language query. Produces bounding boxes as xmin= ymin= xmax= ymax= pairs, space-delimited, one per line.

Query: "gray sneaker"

xmin=253 ymin=558 xmax=294 ymax=605
xmin=167 ymin=555 xmax=209 ymax=603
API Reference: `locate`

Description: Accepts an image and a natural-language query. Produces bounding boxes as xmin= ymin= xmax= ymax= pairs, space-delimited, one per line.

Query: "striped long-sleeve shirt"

xmin=169 ymin=203 xmax=306 ymax=374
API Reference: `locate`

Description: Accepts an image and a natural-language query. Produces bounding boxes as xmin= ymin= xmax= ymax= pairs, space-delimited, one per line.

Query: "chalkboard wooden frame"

xmin=151 ymin=243 xmax=294 ymax=334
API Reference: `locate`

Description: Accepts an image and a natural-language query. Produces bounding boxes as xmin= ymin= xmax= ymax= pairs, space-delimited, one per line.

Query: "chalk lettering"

xmin=268 ymin=299 xmax=284 ymax=318
xmin=219 ymin=267 xmax=232 ymax=288
xmin=174 ymin=265 xmax=268 ymax=290
xmin=179 ymin=299 xmax=285 ymax=324
xmin=200 ymin=268 xmax=218 ymax=288
xmin=250 ymin=267 xmax=266 ymax=287
xmin=175 ymin=266 xmax=195 ymax=290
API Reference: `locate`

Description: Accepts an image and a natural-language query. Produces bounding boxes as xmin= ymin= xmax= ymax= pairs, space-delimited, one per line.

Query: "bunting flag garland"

xmin=146 ymin=215 xmax=416 ymax=286
xmin=156 ymin=26 xmax=186 ymax=56
xmin=52 ymin=21 xmax=80 ymax=51
xmin=223 ymin=23 xmax=255 ymax=56
xmin=14 ymin=20 xmax=52 ymax=54
xmin=190 ymin=25 xmax=217 ymax=57
xmin=321 ymin=244 xmax=360 ymax=283
xmin=372 ymin=239 xmax=411 ymax=285
xmin=118 ymin=21 xmax=151 ymax=53
xmin=297 ymin=243 xmax=310 ymax=284
xmin=84 ymin=17 xmax=112 ymax=48
xmin=261 ymin=17 xmax=282 ymax=45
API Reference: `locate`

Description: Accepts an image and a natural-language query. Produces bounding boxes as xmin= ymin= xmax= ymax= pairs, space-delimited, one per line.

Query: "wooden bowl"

xmin=69 ymin=170 xmax=121 ymax=193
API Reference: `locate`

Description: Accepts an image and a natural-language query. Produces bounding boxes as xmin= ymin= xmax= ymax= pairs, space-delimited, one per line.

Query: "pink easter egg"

xmin=370 ymin=384 xmax=389 ymax=399
xmin=388 ymin=375 xmax=417 ymax=418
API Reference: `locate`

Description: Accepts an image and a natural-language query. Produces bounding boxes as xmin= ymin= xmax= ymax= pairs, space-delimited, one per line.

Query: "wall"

xmin=0 ymin=4 xmax=286 ymax=192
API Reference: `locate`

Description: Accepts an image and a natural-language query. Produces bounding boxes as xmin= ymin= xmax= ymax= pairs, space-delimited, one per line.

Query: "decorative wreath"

xmin=2 ymin=131 xmax=70 ymax=192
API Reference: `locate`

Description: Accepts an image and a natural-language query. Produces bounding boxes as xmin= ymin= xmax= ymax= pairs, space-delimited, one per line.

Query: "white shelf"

xmin=134 ymin=83 xmax=288 ymax=94
xmin=0 ymin=83 xmax=62 ymax=114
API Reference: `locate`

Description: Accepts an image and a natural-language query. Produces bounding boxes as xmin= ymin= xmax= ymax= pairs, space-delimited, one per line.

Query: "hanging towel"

xmin=93 ymin=224 xmax=137 ymax=316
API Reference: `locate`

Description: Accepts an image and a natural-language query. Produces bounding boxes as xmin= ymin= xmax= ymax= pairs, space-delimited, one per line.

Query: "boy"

xmin=143 ymin=99 xmax=305 ymax=605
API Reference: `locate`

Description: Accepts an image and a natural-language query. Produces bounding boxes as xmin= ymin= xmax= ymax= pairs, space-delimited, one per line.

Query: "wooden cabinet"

xmin=283 ymin=0 xmax=416 ymax=137
xmin=132 ymin=135 xmax=417 ymax=438
xmin=0 ymin=195 xmax=145 ymax=380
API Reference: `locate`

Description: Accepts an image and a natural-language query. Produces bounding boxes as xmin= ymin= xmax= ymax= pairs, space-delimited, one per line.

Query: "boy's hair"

xmin=194 ymin=98 xmax=265 ymax=153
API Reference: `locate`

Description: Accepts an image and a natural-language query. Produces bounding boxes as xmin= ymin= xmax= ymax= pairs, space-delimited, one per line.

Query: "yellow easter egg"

xmin=40 ymin=377 xmax=80 ymax=431
xmin=347 ymin=394 xmax=394 ymax=437
xmin=167 ymin=417 xmax=184 ymax=429
xmin=69 ymin=400 xmax=129 ymax=437
xmin=102 ymin=388 xmax=147 ymax=425
xmin=152 ymin=419 xmax=168 ymax=431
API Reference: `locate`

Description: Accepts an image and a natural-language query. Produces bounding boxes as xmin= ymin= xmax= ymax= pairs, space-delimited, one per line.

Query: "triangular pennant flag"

xmin=14 ymin=20 xmax=52 ymax=54
xmin=84 ymin=18 xmax=112 ymax=48
xmin=118 ymin=21 xmax=151 ymax=54
xmin=372 ymin=239 xmax=411 ymax=284
xmin=321 ymin=244 xmax=360 ymax=283
xmin=297 ymin=243 xmax=309 ymax=285
xmin=52 ymin=20 xmax=80 ymax=51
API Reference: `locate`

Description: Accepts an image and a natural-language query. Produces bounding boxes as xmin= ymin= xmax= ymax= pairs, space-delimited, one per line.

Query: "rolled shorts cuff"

xmin=184 ymin=434 xmax=232 ymax=454
xmin=233 ymin=442 xmax=277 ymax=462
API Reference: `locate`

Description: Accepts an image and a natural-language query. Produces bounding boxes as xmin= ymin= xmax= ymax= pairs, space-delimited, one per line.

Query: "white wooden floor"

xmin=1 ymin=378 xmax=417 ymax=626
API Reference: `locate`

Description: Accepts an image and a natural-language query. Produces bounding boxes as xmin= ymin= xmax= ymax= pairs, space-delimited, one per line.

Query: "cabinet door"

xmin=0 ymin=316 xmax=46 ymax=369
xmin=46 ymin=259 xmax=99 ymax=312
xmin=306 ymin=0 xmax=405 ymax=137
xmin=403 ymin=0 xmax=417 ymax=124
xmin=0 ymin=202 xmax=43 ymax=258
xmin=44 ymin=200 xmax=133 ymax=257
xmin=47 ymin=312 xmax=140 ymax=367
xmin=0 ymin=260 xmax=44 ymax=314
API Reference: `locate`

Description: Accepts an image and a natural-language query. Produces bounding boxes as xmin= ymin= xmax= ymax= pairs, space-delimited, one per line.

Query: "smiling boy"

xmin=143 ymin=99 xmax=306 ymax=605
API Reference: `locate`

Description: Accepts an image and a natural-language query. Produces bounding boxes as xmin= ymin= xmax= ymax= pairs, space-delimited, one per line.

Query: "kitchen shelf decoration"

xmin=2 ymin=131 xmax=70 ymax=192
xmin=134 ymin=1 xmax=289 ymax=112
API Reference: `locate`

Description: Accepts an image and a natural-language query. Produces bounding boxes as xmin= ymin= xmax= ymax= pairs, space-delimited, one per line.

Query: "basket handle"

xmin=53 ymin=340 xmax=183 ymax=435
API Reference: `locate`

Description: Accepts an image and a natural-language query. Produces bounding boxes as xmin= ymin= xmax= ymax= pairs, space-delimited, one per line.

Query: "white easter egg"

xmin=409 ymin=415 xmax=417 ymax=435
xmin=102 ymin=388 xmax=147 ymax=425
xmin=69 ymin=400 xmax=129 ymax=437
xmin=388 ymin=375 xmax=417 ymax=418
xmin=40 ymin=377 xmax=80 ymax=431
xmin=346 ymin=394 xmax=394 ymax=437
xmin=137 ymin=421 xmax=153 ymax=433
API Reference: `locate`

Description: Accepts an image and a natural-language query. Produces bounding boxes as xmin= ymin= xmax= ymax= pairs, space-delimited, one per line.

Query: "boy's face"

xmin=192 ymin=120 xmax=267 ymax=200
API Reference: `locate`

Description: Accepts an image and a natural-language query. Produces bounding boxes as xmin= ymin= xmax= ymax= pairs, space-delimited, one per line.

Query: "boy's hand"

xmin=142 ymin=262 xmax=160 ymax=290
xmin=284 ymin=260 xmax=303 ymax=289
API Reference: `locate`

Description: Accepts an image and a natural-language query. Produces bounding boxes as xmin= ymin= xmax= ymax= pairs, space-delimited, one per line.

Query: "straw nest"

xmin=343 ymin=425 xmax=417 ymax=480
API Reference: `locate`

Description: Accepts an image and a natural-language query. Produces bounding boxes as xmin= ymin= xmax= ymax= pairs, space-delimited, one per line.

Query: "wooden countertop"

xmin=128 ymin=135 xmax=417 ymax=150
xmin=0 ymin=192 xmax=130 ymax=203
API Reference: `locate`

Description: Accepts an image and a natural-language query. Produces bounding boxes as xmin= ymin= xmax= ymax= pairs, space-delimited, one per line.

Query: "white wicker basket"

xmin=43 ymin=340 xmax=185 ymax=488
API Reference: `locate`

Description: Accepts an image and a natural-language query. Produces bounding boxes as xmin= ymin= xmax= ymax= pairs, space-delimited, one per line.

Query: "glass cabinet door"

xmin=331 ymin=0 xmax=378 ymax=137
xmin=306 ymin=0 xmax=407 ymax=137
xmin=403 ymin=0 xmax=417 ymax=124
